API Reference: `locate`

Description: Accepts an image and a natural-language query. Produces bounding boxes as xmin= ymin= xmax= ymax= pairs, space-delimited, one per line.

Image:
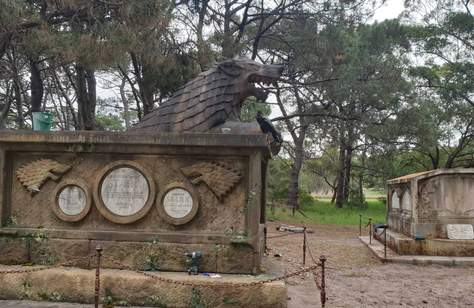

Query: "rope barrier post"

xmin=319 ymin=255 xmax=327 ymax=308
xmin=359 ymin=214 xmax=362 ymax=236
xmin=264 ymin=226 xmax=267 ymax=251
xmin=384 ymin=225 xmax=387 ymax=260
xmin=302 ymin=227 xmax=307 ymax=266
xmin=94 ymin=245 xmax=103 ymax=308
xmin=368 ymin=218 xmax=372 ymax=245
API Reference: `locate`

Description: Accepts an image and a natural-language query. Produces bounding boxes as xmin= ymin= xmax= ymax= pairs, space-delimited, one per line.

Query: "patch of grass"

xmin=267 ymin=198 xmax=386 ymax=225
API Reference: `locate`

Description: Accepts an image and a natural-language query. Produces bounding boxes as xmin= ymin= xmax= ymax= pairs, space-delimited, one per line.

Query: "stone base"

xmin=0 ymin=265 xmax=287 ymax=308
xmin=360 ymin=236 xmax=474 ymax=266
xmin=0 ymin=234 xmax=258 ymax=274
xmin=384 ymin=229 xmax=474 ymax=257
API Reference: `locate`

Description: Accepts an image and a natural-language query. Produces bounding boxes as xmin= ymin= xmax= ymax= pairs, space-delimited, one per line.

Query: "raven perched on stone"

xmin=256 ymin=111 xmax=282 ymax=154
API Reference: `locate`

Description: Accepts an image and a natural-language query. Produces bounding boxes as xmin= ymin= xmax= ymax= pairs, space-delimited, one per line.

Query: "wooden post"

xmin=319 ymin=255 xmax=327 ymax=308
xmin=384 ymin=225 xmax=387 ymax=260
xmin=303 ymin=227 xmax=307 ymax=266
xmin=264 ymin=225 xmax=267 ymax=251
xmin=359 ymin=214 xmax=362 ymax=236
xmin=369 ymin=218 xmax=372 ymax=245
xmin=94 ymin=245 xmax=103 ymax=308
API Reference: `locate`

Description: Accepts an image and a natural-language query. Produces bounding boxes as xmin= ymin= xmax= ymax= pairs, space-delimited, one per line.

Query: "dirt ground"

xmin=264 ymin=221 xmax=474 ymax=308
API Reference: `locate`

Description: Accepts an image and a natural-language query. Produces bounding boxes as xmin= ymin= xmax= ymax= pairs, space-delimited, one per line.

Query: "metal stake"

xmin=264 ymin=226 xmax=267 ymax=251
xmin=369 ymin=218 xmax=372 ymax=245
xmin=359 ymin=214 xmax=362 ymax=236
xmin=384 ymin=225 xmax=387 ymax=260
xmin=302 ymin=227 xmax=307 ymax=266
xmin=320 ymin=255 xmax=327 ymax=308
xmin=95 ymin=245 xmax=103 ymax=308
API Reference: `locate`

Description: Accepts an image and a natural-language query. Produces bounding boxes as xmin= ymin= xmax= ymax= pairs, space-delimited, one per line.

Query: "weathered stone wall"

xmin=0 ymin=131 xmax=270 ymax=274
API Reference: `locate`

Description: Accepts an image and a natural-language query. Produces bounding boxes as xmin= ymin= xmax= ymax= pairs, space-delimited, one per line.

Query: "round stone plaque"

xmin=52 ymin=179 xmax=91 ymax=222
xmin=101 ymin=167 xmax=149 ymax=216
xmin=163 ymin=188 xmax=194 ymax=218
xmin=94 ymin=161 xmax=156 ymax=224
xmin=157 ymin=182 xmax=199 ymax=225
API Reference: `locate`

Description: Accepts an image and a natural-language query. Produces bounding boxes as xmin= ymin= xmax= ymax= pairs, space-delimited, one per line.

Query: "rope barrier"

xmin=0 ymin=255 xmax=95 ymax=275
xmin=99 ymin=255 xmax=322 ymax=287
xmin=0 ymin=234 xmax=328 ymax=306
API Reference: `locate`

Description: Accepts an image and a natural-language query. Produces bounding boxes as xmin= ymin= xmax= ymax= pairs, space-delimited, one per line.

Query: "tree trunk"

xmin=120 ymin=78 xmax=131 ymax=129
xmin=196 ymin=0 xmax=210 ymax=70
xmin=222 ymin=0 xmax=234 ymax=59
xmin=342 ymin=146 xmax=353 ymax=203
xmin=29 ymin=58 xmax=43 ymax=113
xmin=335 ymin=137 xmax=347 ymax=208
xmin=75 ymin=64 xmax=96 ymax=130
xmin=0 ymin=85 xmax=12 ymax=129
xmin=13 ymin=75 xmax=24 ymax=129
xmin=130 ymin=53 xmax=154 ymax=115
xmin=288 ymin=131 xmax=306 ymax=214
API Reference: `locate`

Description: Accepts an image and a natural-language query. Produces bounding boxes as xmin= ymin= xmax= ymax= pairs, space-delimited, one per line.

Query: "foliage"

xmin=143 ymin=254 xmax=160 ymax=272
xmin=267 ymin=198 xmax=386 ymax=226
xmin=189 ymin=288 xmax=207 ymax=308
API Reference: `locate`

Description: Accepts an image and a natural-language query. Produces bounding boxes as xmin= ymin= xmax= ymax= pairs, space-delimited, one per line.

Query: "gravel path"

xmin=264 ymin=221 xmax=474 ymax=308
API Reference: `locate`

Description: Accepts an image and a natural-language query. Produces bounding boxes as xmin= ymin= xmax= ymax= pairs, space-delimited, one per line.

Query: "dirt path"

xmin=264 ymin=221 xmax=474 ymax=308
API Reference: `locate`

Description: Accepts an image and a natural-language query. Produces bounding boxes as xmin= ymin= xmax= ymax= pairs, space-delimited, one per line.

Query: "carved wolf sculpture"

xmin=181 ymin=161 xmax=242 ymax=201
xmin=130 ymin=57 xmax=283 ymax=133
xmin=16 ymin=159 xmax=71 ymax=193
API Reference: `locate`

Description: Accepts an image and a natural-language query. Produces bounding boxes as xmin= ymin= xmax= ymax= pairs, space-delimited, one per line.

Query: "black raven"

xmin=256 ymin=111 xmax=282 ymax=144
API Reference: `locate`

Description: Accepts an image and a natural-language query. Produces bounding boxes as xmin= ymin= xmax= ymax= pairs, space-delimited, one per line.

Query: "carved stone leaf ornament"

xmin=181 ymin=161 xmax=242 ymax=201
xmin=16 ymin=159 xmax=71 ymax=193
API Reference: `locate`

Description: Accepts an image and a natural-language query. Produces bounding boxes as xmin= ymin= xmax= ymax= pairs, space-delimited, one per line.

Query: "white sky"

xmin=371 ymin=0 xmax=405 ymax=22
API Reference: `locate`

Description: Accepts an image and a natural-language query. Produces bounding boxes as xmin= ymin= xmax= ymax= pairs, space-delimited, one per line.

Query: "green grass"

xmin=267 ymin=198 xmax=386 ymax=226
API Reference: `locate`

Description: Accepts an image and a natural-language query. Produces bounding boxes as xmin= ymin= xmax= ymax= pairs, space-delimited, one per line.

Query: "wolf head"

xmin=217 ymin=57 xmax=284 ymax=102
xmin=181 ymin=162 xmax=242 ymax=201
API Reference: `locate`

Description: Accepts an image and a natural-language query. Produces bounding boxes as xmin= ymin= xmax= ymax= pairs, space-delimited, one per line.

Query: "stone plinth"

xmin=386 ymin=169 xmax=474 ymax=256
xmin=0 ymin=265 xmax=287 ymax=307
xmin=0 ymin=131 xmax=271 ymax=274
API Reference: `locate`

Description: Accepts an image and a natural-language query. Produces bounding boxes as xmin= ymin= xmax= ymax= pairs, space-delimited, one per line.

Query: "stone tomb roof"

xmin=388 ymin=168 xmax=474 ymax=185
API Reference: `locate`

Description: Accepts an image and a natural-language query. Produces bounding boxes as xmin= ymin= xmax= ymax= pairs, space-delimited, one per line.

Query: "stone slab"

xmin=359 ymin=236 xmax=474 ymax=266
xmin=0 ymin=265 xmax=287 ymax=308
xmin=0 ymin=236 xmax=257 ymax=273
xmin=446 ymin=224 xmax=474 ymax=240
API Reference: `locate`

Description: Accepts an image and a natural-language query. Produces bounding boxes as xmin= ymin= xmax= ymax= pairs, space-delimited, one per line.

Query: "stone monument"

xmin=386 ymin=168 xmax=474 ymax=256
xmin=0 ymin=58 xmax=283 ymax=275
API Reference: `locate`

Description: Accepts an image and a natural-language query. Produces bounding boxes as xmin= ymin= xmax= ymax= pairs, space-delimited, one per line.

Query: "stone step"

xmin=359 ymin=236 xmax=474 ymax=266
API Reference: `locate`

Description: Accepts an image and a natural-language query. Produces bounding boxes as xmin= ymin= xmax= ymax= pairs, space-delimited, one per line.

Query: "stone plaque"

xmin=163 ymin=188 xmax=194 ymax=219
xmin=157 ymin=182 xmax=199 ymax=225
xmin=52 ymin=178 xmax=91 ymax=222
xmin=446 ymin=224 xmax=474 ymax=240
xmin=58 ymin=185 xmax=86 ymax=216
xmin=101 ymin=167 xmax=149 ymax=216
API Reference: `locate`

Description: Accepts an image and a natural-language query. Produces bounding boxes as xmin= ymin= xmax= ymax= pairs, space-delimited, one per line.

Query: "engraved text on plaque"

xmin=163 ymin=188 xmax=193 ymax=219
xmin=58 ymin=185 xmax=86 ymax=216
xmin=101 ymin=167 xmax=149 ymax=216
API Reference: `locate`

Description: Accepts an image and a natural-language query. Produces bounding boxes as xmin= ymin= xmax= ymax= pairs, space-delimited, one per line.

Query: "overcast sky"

xmin=372 ymin=0 xmax=405 ymax=22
